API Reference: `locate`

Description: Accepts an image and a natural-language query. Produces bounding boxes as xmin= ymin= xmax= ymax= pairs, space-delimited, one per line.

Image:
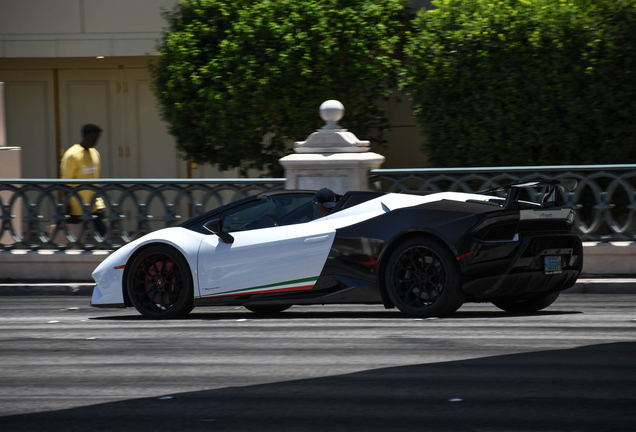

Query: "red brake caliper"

xmin=145 ymin=260 xmax=174 ymax=305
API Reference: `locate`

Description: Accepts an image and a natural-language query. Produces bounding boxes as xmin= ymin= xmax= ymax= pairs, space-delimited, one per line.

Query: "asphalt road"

xmin=0 ymin=295 xmax=634 ymax=432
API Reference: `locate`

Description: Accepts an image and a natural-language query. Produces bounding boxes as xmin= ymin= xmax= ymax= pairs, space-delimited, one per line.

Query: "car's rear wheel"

xmin=492 ymin=292 xmax=560 ymax=313
xmin=244 ymin=305 xmax=292 ymax=314
xmin=127 ymin=245 xmax=194 ymax=319
xmin=385 ymin=237 xmax=465 ymax=317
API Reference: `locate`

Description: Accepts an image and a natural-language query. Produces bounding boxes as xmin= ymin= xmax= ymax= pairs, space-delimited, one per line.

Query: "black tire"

xmin=127 ymin=245 xmax=194 ymax=319
xmin=244 ymin=304 xmax=292 ymax=315
xmin=385 ymin=237 xmax=465 ymax=317
xmin=492 ymin=291 xmax=560 ymax=313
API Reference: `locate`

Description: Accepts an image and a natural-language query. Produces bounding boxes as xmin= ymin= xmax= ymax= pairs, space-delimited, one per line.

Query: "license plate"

xmin=544 ymin=256 xmax=562 ymax=274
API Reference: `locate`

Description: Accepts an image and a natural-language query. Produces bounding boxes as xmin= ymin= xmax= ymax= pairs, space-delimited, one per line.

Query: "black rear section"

xmin=456 ymin=207 xmax=582 ymax=300
xmin=321 ymin=186 xmax=583 ymax=304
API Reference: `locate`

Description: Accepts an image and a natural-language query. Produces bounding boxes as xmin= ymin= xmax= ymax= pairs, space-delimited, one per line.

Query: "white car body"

xmin=91 ymin=191 xmax=492 ymax=307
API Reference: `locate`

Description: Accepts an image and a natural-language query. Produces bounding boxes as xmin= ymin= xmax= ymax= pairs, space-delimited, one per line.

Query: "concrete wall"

xmin=0 ymin=0 xmax=178 ymax=58
xmin=0 ymin=57 xmax=256 ymax=180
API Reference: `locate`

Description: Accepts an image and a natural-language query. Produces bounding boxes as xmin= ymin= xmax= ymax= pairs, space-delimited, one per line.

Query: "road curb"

xmin=564 ymin=279 xmax=636 ymax=295
xmin=0 ymin=283 xmax=95 ymax=296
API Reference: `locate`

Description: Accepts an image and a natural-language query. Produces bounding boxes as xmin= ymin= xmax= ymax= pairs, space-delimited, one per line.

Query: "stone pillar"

xmin=0 ymin=82 xmax=23 ymax=176
xmin=0 ymin=82 xmax=6 ymax=148
xmin=0 ymin=82 xmax=23 ymax=244
xmin=0 ymin=82 xmax=22 ymax=177
xmin=279 ymin=100 xmax=385 ymax=195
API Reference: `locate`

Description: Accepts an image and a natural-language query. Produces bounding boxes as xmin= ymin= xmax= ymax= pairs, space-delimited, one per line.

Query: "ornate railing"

xmin=370 ymin=165 xmax=636 ymax=242
xmin=2 ymin=165 xmax=635 ymax=250
xmin=0 ymin=179 xmax=284 ymax=250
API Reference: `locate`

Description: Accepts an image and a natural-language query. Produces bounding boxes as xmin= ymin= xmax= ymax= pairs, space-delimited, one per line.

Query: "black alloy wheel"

xmin=127 ymin=245 xmax=194 ymax=319
xmin=385 ymin=237 xmax=465 ymax=317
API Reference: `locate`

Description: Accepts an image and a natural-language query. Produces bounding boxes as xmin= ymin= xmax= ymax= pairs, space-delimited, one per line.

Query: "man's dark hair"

xmin=81 ymin=124 xmax=103 ymax=137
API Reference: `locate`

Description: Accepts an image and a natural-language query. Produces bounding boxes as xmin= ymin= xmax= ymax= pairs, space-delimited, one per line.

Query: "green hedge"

xmin=151 ymin=0 xmax=409 ymax=175
xmin=402 ymin=0 xmax=636 ymax=167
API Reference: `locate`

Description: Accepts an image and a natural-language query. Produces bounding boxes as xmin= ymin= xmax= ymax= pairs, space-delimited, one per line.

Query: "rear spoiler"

xmin=478 ymin=179 xmax=577 ymax=209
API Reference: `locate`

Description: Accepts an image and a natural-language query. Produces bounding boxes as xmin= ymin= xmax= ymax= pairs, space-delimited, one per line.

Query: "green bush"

xmin=402 ymin=0 xmax=636 ymax=167
xmin=151 ymin=0 xmax=410 ymax=175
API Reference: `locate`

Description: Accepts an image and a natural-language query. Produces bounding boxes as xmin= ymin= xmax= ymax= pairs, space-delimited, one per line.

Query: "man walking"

xmin=60 ymin=124 xmax=106 ymax=236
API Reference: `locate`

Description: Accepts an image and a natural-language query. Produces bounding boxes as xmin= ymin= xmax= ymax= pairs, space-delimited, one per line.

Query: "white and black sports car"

xmin=90 ymin=179 xmax=583 ymax=319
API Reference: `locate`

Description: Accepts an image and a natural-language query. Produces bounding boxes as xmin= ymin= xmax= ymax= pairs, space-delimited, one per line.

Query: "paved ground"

xmin=0 ymin=294 xmax=634 ymax=432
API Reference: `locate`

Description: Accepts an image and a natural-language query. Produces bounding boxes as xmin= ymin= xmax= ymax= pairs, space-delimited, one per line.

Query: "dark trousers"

xmin=67 ymin=209 xmax=106 ymax=237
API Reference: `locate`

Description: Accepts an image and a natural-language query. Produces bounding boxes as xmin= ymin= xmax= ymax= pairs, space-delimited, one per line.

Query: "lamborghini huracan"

xmin=90 ymin=179 xmax=582 ymax=319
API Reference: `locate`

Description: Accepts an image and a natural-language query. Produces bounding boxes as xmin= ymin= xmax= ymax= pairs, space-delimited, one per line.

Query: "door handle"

xmin=304 ymin=235 xmax=329 ymax=244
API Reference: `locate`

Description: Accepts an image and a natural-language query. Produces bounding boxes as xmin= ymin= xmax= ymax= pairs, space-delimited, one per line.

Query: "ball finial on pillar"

xmin=319 ymin=100 xmax=344 ymax=130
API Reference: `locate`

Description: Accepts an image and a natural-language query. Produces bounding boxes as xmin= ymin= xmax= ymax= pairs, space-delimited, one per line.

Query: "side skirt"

xmin=193 ymin=284 xmax=382 ymax=307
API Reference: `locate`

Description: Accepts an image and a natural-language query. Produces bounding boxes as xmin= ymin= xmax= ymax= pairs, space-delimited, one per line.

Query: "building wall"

xmin=0 ymin=0 xmax=431 ymax=179
xmin=0 ymin=0 xmax=176 ymax=58
xmin=0 ymin=57 xmax=191 ymax=179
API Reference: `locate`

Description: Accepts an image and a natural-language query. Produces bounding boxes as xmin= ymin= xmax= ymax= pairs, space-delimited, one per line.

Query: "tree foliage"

xmin=402 ymin=0 xmax=636 ymax=167
xmin=151 ymin=0 xmax=410 ymax=175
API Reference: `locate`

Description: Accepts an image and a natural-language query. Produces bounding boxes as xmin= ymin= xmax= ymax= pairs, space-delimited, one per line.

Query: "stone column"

xmin=0 ymin=82 xmax=6 ymax=148
xmin=0 ymin=82 xmax=23 ymax=244
xmin=0 ymin=82 xmax=22 ymax=177
xmin=279 ymin=100 xmax=385 ymax=195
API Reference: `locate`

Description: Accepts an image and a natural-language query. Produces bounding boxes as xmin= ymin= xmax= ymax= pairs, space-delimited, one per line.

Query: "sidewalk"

xmin=1 ymin=278 xmax=635 ymax=296
xmin=1 ymin=242 xmax=635 ymax=296
xmin=0 ymin=282 xmax=95 ymax=296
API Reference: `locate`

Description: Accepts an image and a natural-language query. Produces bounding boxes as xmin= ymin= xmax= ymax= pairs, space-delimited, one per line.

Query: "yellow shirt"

xmin=60 ymin=144 xmax=105 ymax=215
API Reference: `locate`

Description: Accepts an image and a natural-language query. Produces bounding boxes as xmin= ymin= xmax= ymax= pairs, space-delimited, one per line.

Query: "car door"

xmin=197 ymin=194 xmax=335 ymax=298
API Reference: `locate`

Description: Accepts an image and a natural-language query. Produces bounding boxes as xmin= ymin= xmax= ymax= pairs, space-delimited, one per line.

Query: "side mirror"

xmin=203 ymin=218 xmax=234 ymax=244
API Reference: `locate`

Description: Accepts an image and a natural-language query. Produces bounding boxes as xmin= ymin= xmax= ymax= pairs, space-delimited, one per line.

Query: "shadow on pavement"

xmin=1 ymin=342 xmax=634 ymax=432
xmin=90 ymin=308 xmax=582 ymax=321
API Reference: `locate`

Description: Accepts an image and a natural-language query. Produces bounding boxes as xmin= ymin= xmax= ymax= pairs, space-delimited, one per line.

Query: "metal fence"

xmin=370 ymin=164 xmax=636 ymax=242
xmin=2 ymin=164 xmax=635 ymax=250
xmin=0 ymin=178 xmax=284 ymax=250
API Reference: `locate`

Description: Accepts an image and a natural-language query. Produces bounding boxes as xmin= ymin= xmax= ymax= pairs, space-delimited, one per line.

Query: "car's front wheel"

xmin=492 ymin=292 xmax=560 ymax=313
xmin=127 ymin=245 xmax=194 ymax=319
xmin=385 ymin=237 xmax=465 ymax=317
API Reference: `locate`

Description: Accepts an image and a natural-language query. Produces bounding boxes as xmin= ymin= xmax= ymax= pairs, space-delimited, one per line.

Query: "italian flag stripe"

xmin=202 ymin=277 xmax=318 ymax=298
